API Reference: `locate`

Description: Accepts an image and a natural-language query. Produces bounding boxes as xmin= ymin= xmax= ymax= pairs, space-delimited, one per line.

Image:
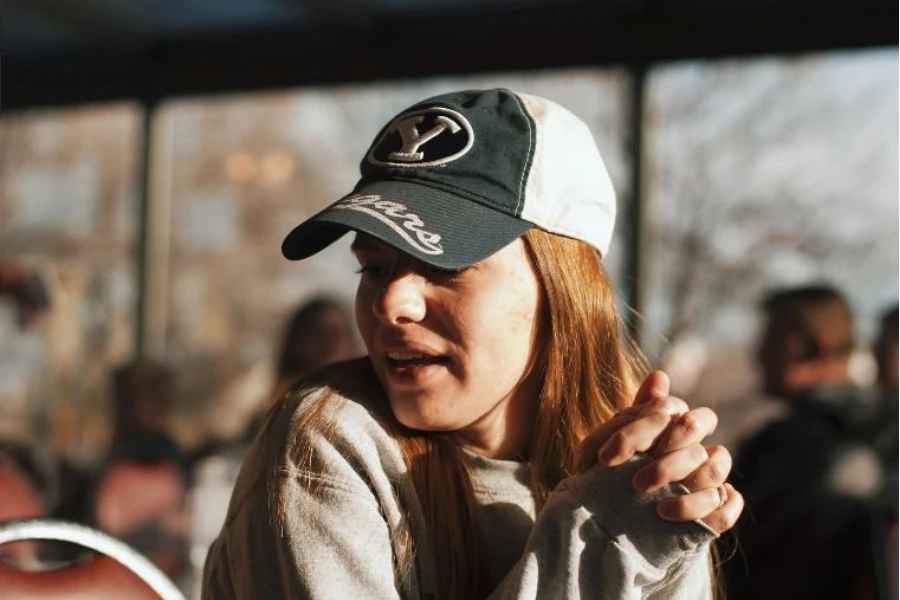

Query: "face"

xmin=352 ymin=234 xmax=543 ymax=457
xmin=757 ymin=314 xmax=815 ymax=397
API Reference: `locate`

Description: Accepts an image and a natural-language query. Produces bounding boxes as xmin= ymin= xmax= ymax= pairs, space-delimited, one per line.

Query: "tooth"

xmin=389 ymin=351 xmax=425 ymax=360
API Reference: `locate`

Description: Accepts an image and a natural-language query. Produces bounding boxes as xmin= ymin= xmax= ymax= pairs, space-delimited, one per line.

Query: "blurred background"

xmin=0 ymin=0 xmax=897 ymax=597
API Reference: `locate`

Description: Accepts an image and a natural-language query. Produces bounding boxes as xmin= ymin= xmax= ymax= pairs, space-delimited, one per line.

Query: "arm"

xmin=490 ymin=456 xmax=715 ymax=600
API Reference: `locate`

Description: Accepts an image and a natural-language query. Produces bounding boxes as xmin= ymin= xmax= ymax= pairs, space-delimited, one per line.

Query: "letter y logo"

xmin=388 ymin=115 xmax=461 ymax=162
xmin=367 ymin=107 xmax=474 ymax=168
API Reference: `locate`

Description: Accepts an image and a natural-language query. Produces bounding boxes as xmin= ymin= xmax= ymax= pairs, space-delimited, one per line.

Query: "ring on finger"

xmin=716 ymin=485 xmax=729 ymax=508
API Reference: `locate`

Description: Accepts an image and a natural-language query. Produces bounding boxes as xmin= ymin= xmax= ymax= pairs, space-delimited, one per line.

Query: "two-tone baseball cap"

xmin=282 ymin=88 xmax=616 ymax=269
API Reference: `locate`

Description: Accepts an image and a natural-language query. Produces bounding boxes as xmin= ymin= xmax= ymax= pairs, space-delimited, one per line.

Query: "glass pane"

xmin=161 ymin=68 xmax=630 ymax=447
xmin=643 ymin=49 xmax=898 ymax=444
xmin=0 ymin=104 xmax=141 ymax=465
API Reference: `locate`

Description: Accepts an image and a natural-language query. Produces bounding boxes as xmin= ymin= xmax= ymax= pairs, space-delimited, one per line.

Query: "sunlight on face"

xmin=352 ymin=234 xmax=543 ymax=458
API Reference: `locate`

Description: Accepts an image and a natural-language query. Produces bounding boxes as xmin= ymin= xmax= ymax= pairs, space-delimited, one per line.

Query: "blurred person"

xmin=231 ymin=297 xmax=359 ymax=447
xmin=856 ymin=303 xmax=899 ymax=600
xmin=866 ymin=303 xmax=898 ymax=470
xmin=186 ymin=298 xmax=358 ymax=591
xmin=87 ymin=361 xmax=192 ymax=581
xmin=271 ymin=296 xmax=359 ymax=401
xmin=203 ymin=88 xmax=743 ymax=599
xmin=723 ymin=284 xmax=887 ymax=600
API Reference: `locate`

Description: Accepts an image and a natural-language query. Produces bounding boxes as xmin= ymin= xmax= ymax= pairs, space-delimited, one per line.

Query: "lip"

xmin=374 ymin=339 xmax=452 ymax=386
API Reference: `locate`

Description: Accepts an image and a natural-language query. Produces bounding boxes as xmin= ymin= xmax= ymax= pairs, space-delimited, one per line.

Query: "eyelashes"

xmin=353 ymin=262 xmax=467 ymax=284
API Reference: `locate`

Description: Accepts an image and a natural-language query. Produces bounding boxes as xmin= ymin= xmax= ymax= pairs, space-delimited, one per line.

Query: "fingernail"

xmin=656 ymin=499 xmax=678 ymax=521
xmin=599 ymin=444 xmax=618 ymax=465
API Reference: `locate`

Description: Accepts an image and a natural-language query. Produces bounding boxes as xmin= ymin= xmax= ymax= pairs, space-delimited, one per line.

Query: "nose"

xmin=372 ymin=270 xmax=427 ymax=325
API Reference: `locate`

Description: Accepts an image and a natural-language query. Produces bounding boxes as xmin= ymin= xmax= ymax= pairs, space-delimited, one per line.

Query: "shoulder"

xmin=244 ymin=357 xmax=407 ymax=493
xmin=282 ymin=357 xmax=399 ymax=458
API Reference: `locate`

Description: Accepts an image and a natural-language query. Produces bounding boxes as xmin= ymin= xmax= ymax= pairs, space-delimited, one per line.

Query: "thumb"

xmin=633 ymin=370 xmax=670 ymax=406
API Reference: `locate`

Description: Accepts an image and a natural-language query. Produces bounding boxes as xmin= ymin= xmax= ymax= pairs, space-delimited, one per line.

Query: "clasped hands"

xmin=576 ymin=370 xmax=743 ymax=534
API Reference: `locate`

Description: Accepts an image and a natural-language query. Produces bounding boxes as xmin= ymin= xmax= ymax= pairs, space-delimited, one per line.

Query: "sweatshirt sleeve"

xmin=202 ymin=395 xmax=414 ymax=600
xmin=489 ymin=455 xmax=717 ymax=600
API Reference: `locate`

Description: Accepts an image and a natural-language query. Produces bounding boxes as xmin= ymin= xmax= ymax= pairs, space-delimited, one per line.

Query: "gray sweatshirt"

xmin=202 ymin=383 xmax=716 ymax=599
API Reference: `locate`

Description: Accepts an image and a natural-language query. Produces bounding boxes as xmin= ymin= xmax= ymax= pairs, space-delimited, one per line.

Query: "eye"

xmin=424 ymin=264 xmax=467 ymax=283
xmin=354 ymin=261 xmax=388 ymax=279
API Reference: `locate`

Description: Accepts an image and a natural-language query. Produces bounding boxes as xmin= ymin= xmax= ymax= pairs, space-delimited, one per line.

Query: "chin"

xmin=390 ymin=401 xmax=461 ymax=433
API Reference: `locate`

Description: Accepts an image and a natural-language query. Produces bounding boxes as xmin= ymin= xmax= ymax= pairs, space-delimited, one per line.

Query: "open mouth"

xmin=386 ymin=351 xmax=451 ymax=368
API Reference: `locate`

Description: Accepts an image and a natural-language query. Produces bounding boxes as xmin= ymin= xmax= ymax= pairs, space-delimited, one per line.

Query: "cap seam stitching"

xmin=510 ymin=91 xmax=534 ymax=216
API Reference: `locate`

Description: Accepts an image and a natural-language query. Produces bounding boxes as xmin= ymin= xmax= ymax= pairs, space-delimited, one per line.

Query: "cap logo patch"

xmin=335 ymin=194 xmax=444 ymax=255
xmin=367 ymin=108 xmax=474 ymax=168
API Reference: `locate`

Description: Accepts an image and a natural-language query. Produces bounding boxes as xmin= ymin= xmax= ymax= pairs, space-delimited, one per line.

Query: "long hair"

xmin=274 ymin=228 xmax=648 ymax=599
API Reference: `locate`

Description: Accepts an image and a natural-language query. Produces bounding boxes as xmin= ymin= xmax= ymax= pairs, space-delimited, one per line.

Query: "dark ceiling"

xmin=1 ymin=0 xmax=897 ymax=112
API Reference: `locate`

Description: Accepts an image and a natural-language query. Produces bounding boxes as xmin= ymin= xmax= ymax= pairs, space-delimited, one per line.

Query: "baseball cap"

xmin=282 ymin=88 xmax=616 ymax=269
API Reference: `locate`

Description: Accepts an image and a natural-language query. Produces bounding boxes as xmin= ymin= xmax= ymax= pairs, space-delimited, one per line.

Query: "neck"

xmin=452 ymin=377 xmax=540 ymax=461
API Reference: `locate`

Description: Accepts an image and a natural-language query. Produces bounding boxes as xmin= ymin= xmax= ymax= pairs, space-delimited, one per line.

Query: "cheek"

xmin=468 ymin=284 xmax=541 ymax=383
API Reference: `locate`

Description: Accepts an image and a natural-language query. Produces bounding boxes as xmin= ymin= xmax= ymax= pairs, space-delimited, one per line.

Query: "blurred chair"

xmin=92 ymin=457 xmax=190 ymax=578
xmin=0 ymin=518 xmax=185 ymax=600
xmin=0 ymin=453 xmax=49 ymax=568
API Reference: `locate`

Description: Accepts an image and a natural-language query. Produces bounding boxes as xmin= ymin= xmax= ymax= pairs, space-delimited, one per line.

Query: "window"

xmin=643 ymin=49 xmax=898 ymax=444
xmin=0 ymin=104 xmax=141 ymax=463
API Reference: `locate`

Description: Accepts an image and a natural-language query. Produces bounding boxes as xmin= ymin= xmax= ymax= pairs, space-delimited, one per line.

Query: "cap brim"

xmin=282 ymin=180 xmax=531 ymax=270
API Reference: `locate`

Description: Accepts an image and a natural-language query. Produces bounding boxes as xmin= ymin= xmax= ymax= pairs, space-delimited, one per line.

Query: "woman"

xmin=203 ymin=88 xmax=742 ymax=599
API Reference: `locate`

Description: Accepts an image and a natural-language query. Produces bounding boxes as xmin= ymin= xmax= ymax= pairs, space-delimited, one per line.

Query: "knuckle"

xmin=678 ymin=412 xmax=700 ymax=435
xmin=706 ymin=461 xmax=725 ymax=485
xmin=659 ymin=396 xmax=688 ymax=416
xmin=705 ymin=511 xmax=730 ymax=533
xmin=651 ymin=410 xmax=673 ymax=428
xmin=640 ymin=401 xmax=672 ymax=419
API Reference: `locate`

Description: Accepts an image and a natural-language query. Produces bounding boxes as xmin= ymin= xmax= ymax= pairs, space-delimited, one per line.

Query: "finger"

xmin=576 ymin=411 xmax=642 ymax=471
xmin=681 ymin=445 xmax=732 ymax=492
xmin=656 ymin=483 xmax=743 ymax=532
xmin=632 ymin=444 xmax=709 ymax=493
xmin=638 ymin=395 xmax=690 ymax=418
xmin=596 ymin=410 xmax=671 ymax=467
xmin=633 ymin=370 xmax=670 ymax=407
xmin=615 ymin=394 xmax=690 ymax=420
xmin=577 ymin=396 xmax=688 ymax=472
xmin=701 ymin=484 xmax=744 ymax=534
xmin=653 ymin=407 xmax=718 ymax=455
